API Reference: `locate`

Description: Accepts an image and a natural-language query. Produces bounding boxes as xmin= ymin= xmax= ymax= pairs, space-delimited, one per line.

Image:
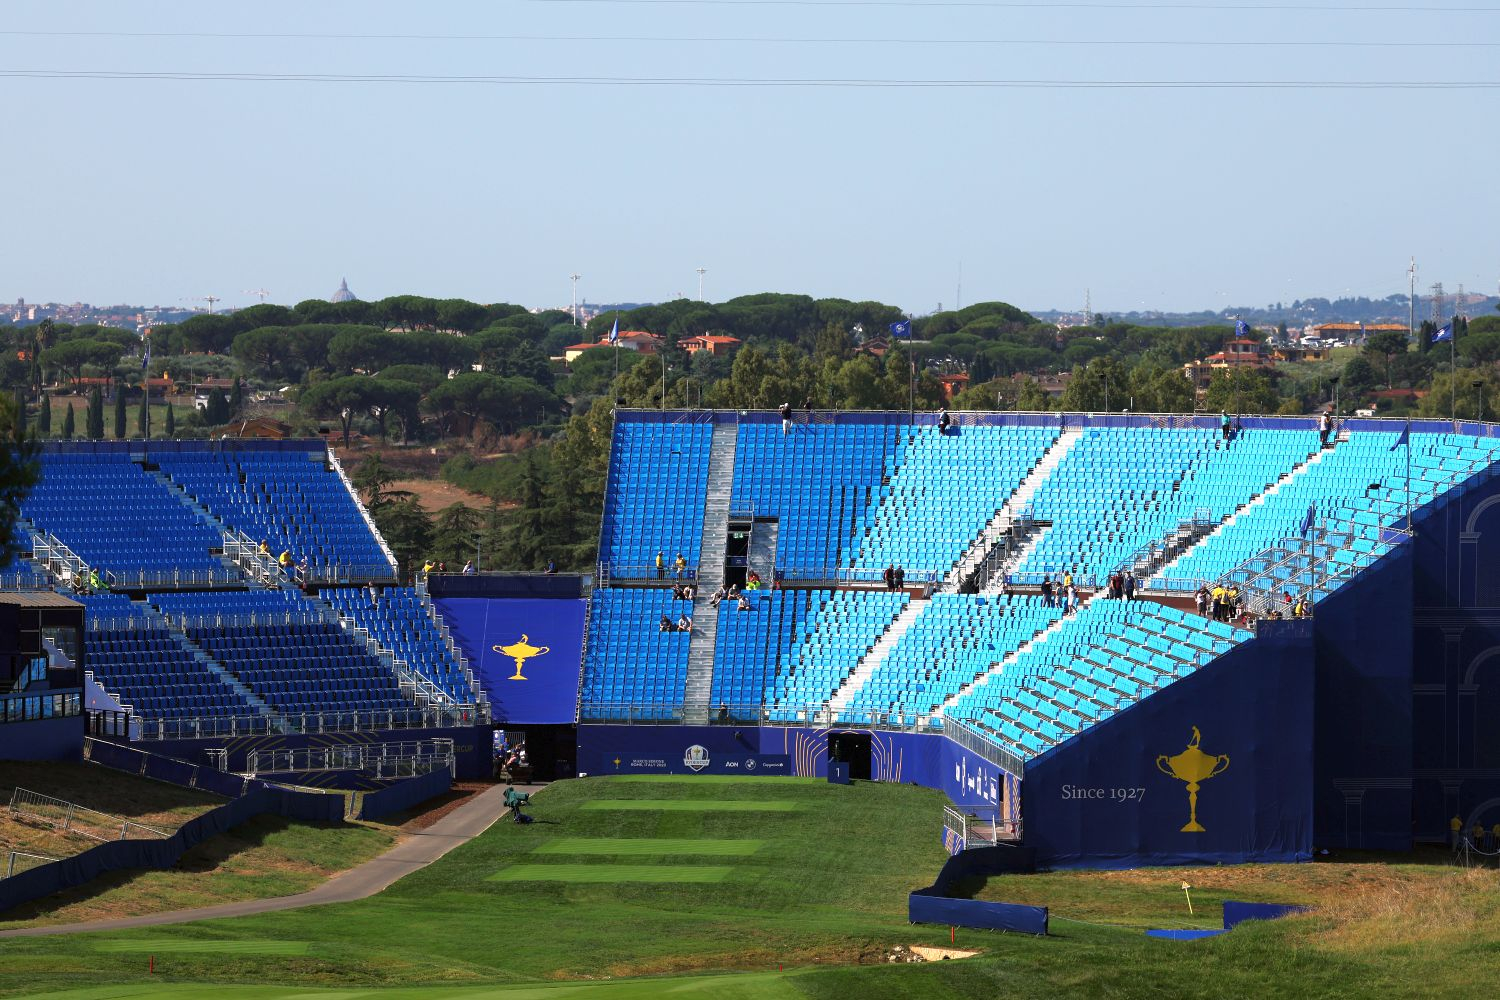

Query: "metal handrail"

xmin=132 ymin=705 xmax=483 ymax=741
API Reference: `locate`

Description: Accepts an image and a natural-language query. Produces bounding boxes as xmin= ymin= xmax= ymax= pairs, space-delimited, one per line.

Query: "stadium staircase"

xmin=683 ymin=421 xmax=737 ymax=723
xmin=151 ymin=613 xmax=281 ymax=724
xmin=319 ymin=595 xmax=454 ymax=710
xmin=825 ymin=595 xmax=926 ymax=715
xmin=327 ymin=448 xmax=401 ymax=577
xmin=945 ymin=426 xmax=1081 ymax=591
xmin=145 ymin=466 xmax=282 ymax=587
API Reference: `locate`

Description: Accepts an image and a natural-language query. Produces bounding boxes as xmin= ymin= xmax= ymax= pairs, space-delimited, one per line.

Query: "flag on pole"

xmin=1234 ymin=320 xmax=1251 ymax=338
xmin=141 ymin=336 xmax=151 ymax=371
xmin=889 ymin=320 xmax=912 ymax=339
xmin=1300 ymin=504 xmax=1316 ymax=537
xmin=1432 ymin=323 xmax=1453 ymax=344
xmin=1390 ymin=422 xmax=1410 ymax=451
xmin=607 ymin=317 xmax=619 ymax=344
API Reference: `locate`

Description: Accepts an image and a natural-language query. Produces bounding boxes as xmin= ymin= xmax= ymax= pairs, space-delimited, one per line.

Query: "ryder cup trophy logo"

xmin=684 ymin=745 xmax=710 ymax=772
xmin=493 ymin=634 xmax=550 ymax=681
xmin=1156 ymin=726 xmax=1230 ymax=833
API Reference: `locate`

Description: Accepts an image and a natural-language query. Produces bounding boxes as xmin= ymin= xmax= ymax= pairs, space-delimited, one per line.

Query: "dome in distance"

xmin=330 ymin=277 xmax=357 ymax=303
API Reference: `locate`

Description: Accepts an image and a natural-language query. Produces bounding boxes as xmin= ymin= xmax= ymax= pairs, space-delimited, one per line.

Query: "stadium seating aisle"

xmin=155 ymin=450 xmax=391 ymax=578
xmin=320 ymin=586 xmax=477 ymax=703
xmin=599 ymin=421 xmax=713 ymax=576
xmin=766 ymin=589 xmax=909 ymax=718
xmin=151 ymin=591 xmax=415 ymax=716
xmin=849 ymin=425 xmax=1059 ymax=578
xmin=78 ymin=594 xmax=261 ymax=720
xmin=710 ymin=590 xmax=807 ymax=712
xmin=23 ymin=453 xmax=226 ymax=581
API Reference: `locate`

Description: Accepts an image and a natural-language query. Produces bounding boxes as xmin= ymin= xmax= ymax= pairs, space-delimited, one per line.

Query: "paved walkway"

xmin=0 ymin=783 xmax=535 ymax=939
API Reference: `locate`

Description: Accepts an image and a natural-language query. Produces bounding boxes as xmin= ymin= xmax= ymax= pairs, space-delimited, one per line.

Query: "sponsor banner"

xmin=433 ymin=597 xmax=585 ymax=724
xmin=596 ymin=746 xmax=792 ymax=776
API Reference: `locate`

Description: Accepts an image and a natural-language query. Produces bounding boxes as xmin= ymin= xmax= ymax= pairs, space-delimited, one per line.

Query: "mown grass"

xmin=0 ymin=776 xmax=1496 ymax=999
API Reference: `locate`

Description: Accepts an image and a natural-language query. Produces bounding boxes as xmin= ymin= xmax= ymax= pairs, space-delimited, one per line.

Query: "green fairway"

xmin=533 ymin=837 xmax=764 ymax=856
xmin=488 ymin=863 xmax=734 ymax=884
xmin=604 ymin=775 xmax=818 ymax=785
xmin=579 ymin=799 xmax=800 ymax=812
xmin=91 ymin=940 xmax=312 ymax=956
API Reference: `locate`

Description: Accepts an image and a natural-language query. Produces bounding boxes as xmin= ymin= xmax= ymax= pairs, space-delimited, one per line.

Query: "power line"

xmin=528 ymin=0 xmax=1500 ymax=10
xmin=3 ymin=29 xmax=1498 ymax=48
xmin=2 ymin=69 xmax=1496 ymax=87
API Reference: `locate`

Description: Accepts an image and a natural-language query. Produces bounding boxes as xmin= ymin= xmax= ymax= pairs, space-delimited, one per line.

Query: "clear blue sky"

xmin=3 ymin=0 xmax=1497 ymax=315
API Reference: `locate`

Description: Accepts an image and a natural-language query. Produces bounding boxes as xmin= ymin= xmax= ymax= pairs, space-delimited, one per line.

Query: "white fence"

xmin=8 ymin=787 xmax=170 ymax=843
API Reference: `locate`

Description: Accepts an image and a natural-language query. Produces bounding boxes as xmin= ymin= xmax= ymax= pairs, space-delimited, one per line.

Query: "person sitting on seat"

xmin=659 ymin=614 xmax=674 ymax=632
xmin=737 ymin=594 xmax=752 ymax=611
xmin=727 ymin=582 xmax=741 ymax=599
xmin=87 ymin=567 xmax=104 ymax=594
xmin=278 ymin=550 xmax=293 ymax=574
xmin=938 ymin=408 xmax=951 ymax=434
xmin=683 ymin=583 xmax=695 ymax=601
xmin=672 ymin=581 xmax=686 ymax=600
xmin=709 ymin=584 xmax=727 ymax=607
xmin=676 ymin=613 xmax=693 ymax=632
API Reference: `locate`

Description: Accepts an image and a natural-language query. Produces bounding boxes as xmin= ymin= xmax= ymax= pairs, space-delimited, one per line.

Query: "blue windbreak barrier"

xmin=434 ymin=597 xmax=584 ymax=723
xmin=1223 ymin=900 xmax=1310 ymax=928
xmin=357 ymin=767 xmax=453 ymax=821
xmin=1023 ymin=624 xmax=1316 ymax=869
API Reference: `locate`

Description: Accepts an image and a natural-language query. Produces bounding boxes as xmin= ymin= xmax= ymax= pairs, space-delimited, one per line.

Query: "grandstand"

xmin=579 ymin=410 xmax=1500 ymax=866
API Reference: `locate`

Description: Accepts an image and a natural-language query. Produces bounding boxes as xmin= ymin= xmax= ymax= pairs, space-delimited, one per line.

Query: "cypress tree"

xmin=113 ymin=383 xmax=127 ymax=439
xmin=38 ymin=394 xmax=50 ymax=435
xmin=203 ymin=389 xmax=229 ymax=426
xmin=229 ymin=378 xmax=242 ymax=416
xmin=164 ymin=401 xmax=176 ymax=437
xmin=137 ymin=390 xmax=149 ymax=438
xmin=86 ymin=386 xmax=104 ymax=439
xmin=61 ymin=403 xmax=75 ymax=439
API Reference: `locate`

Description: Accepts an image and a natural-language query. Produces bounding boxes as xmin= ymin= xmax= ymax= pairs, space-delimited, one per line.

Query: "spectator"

xmin=1123 ymin=573 xmax=1137 ymax=601
xmin=1227 ymin=585 xmax=1240 ymax=618
xmin=938 ymin=408 xmax=951 ymax=434
xmin=683 ymin=583 xmax=696 ymax=601
xmin=437 ymin=561 xmax=447 ymax=574
xmin=727 ymin=582 xmax=741 ymax=599
xmin=883 ymin=564 xmax=895 ymax=592
xmin=1210 ymin=583 xmax=1227 ymax=621
xmin=279 ymin=550 xmax=293 ymax=574
xmin=894 ymin=566 xmax=906 ymax=590
xmin=676 ymin=613 xmax=693 ymax=632
xmin=1283 ymin=590 xmax=1294 ymax=607
xmin=422 ymin=558 xmax=434 ymax=578
xmin=655 ymin=550 xmax=665 ymax=580
xmin=1065 ymin=583 xmax=1078 ymax=614
xmin=257 ymin=539 xmax=270 ymax=558
xmin=719 ymin=703 xmax=730 ymax=724
xmin=659 ymin=614 xmax=674 ymax=632
xmin=737 ymin=594 xmax=752 ymax=611
xmin=462 ymin=560 xmax=475 ymax=575
xmin=779 ymin=402 xmax=792 ymax=435
xmin=367 ymin=582 xmax=380 ymax=607
xmin=1220 ymin=411 xmax=1232 ymax=446
xmin=1041 ymin=576 xmax=1054 ymax=608
xmin=1108 ymin=571 xmax=1122 ymax=599
xmin=672 ymin=582 xmax=686 ymax=600
xmin=1195 ymin=585 xmax=1210 ymax=617
xmin=87 ymin=567 xmax=104 ymax=594
xmin=1319 ymin=411 xmax=1331 ymax=449
xmin=803 ymin=396 xmax=814 ymax=416
xmin=673 ymin=552 xmax=687 ymax=579
xmin=1450 ymin=815 xmax=1464 ymax=850
xmin=545 ymin=558 xmax=556 ymax=575
xmin=709 ymin=584 xmax=727 ymax=607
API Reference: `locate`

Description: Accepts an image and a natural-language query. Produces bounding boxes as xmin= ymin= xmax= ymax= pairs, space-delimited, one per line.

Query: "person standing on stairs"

xmin=1319 ymin=411 xmax=1332 ymax=449
xmin=938 ymin=408 xmax=951 ymax=435
xmin=1221 ymin=411 xmax=1232 ymax=447
xmin=1124 ymin=573 xmax=1137 ymax=601
xmin=779 ymin=402 xmax=793 ymax=435
xmin=883 ymin=564 xmax=895 ymax=591
xmin=894 ymin=566 xmax=905 ymax=591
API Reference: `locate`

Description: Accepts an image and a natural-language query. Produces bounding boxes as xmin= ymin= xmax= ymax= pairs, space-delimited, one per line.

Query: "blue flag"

xmin=1390 ymin=423 xmax=1409 ymax=451
xmin=889 ymin=320 xmax=912 ymax=339
xmin=607 ymin=317 xmax=619 ymax=344
xmin=1300 ymin=504 xmax=1316 ymax=537
xmin=1234 ymin=319 xmax=1251 ymax=338
xmin=141 ymin=336 xmax=151 ymax=371
xmin=1432 ymin=323 xmax=1453 ymax=344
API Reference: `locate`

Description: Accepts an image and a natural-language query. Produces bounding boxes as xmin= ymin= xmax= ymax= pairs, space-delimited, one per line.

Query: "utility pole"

xmin=569 ymin=274 xmax=582 ymax=325
xmin=1407 ymin=257 xmax=1416 ymax=345
xmin=696 ymin=267 xmax=706 ymax=302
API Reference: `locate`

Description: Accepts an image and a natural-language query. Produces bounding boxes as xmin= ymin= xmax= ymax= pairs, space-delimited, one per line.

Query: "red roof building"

xmin=681 ymin=335 xmax=741 ymax=357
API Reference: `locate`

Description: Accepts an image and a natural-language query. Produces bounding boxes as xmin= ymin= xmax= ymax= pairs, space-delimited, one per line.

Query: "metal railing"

xmin=244 ymin=739 xmax=455 ymax=778
xmin=943 ymin=804 xmax=1021 ymax=850
xmin=132 ymin=705 xmax=483 ymax=741
xmin=327 ymin=447 xmax=401 ymax=577
xmin=8 ymin=787 xmax=170 ymax=842
xmin=3 ymin=851 xmax=59 ymax=879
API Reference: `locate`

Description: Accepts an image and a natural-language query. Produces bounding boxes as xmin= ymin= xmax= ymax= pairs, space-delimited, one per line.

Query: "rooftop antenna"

xmin=243 ymin=288 xmax=270 ymax=304
xmin=1430 ymin=282 xmax=1445 ymax=326
xmin=569 ymin=273 xmax=582 ymax=325
xmin=1084 ymin=288 xmax=1093 ymax=326
xmin=696 ymin=267 xmax=707 ymax=302
xmin=1407 ymin=257 xmax=1417 ymax=344
xmin=1456 ymin=282 xmax=1467 ymax=320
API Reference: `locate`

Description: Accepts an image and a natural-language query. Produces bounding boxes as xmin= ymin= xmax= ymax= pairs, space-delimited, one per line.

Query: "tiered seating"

xmin=843 ymin=594 xmax=1064 ymax=720
xmin=599 ymin=420 xmax=713 ymax=574
xmin=850 ymin=425 xmax=1058 ymax=577
xmin=23 ymin=453 xmax=225 ymax=580
xmin=321 ymin=586 xmax=475 ymax=703
xmin=947 ymin=601 xmax=1252 ymax=757
xmin=732 ymin=423 xmax=898 ymax=575
xmin=79 ymin=595 xmax=258 ymax=720
xmin=1016 ymin=428 xmax=1219 ymax=585
xmin=710 ymin=590 xmax=807 ymax=711
xmin=152 ymin=591 xmax=412 ymax=716
xmin=155 ymin=450 xmax=390 ymax=578
xmin=579 ymin=589 xmax=693 ymax=716
xmin=766 ymin=589 xmax=908 ymax=718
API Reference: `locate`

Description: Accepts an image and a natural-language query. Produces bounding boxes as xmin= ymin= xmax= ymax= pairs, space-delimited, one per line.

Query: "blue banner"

xmin=434 ymin=597 xmax=585 ymax=724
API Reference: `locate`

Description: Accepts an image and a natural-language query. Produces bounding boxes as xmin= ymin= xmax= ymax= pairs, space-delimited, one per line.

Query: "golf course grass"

xmin=1 ymin=775 xmax=1497 ymax=998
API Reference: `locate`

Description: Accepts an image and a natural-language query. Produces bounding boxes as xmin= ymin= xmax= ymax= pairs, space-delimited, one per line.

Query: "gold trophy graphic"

xmin=1156 ymin=727 xmax=1230 ymax=833
xmin=494 ymin=635 xmax=549 ymax=681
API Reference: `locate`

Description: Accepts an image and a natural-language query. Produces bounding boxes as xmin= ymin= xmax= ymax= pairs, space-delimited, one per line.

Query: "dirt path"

xmin=0 ymin=784 xmax=541 ymax=939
